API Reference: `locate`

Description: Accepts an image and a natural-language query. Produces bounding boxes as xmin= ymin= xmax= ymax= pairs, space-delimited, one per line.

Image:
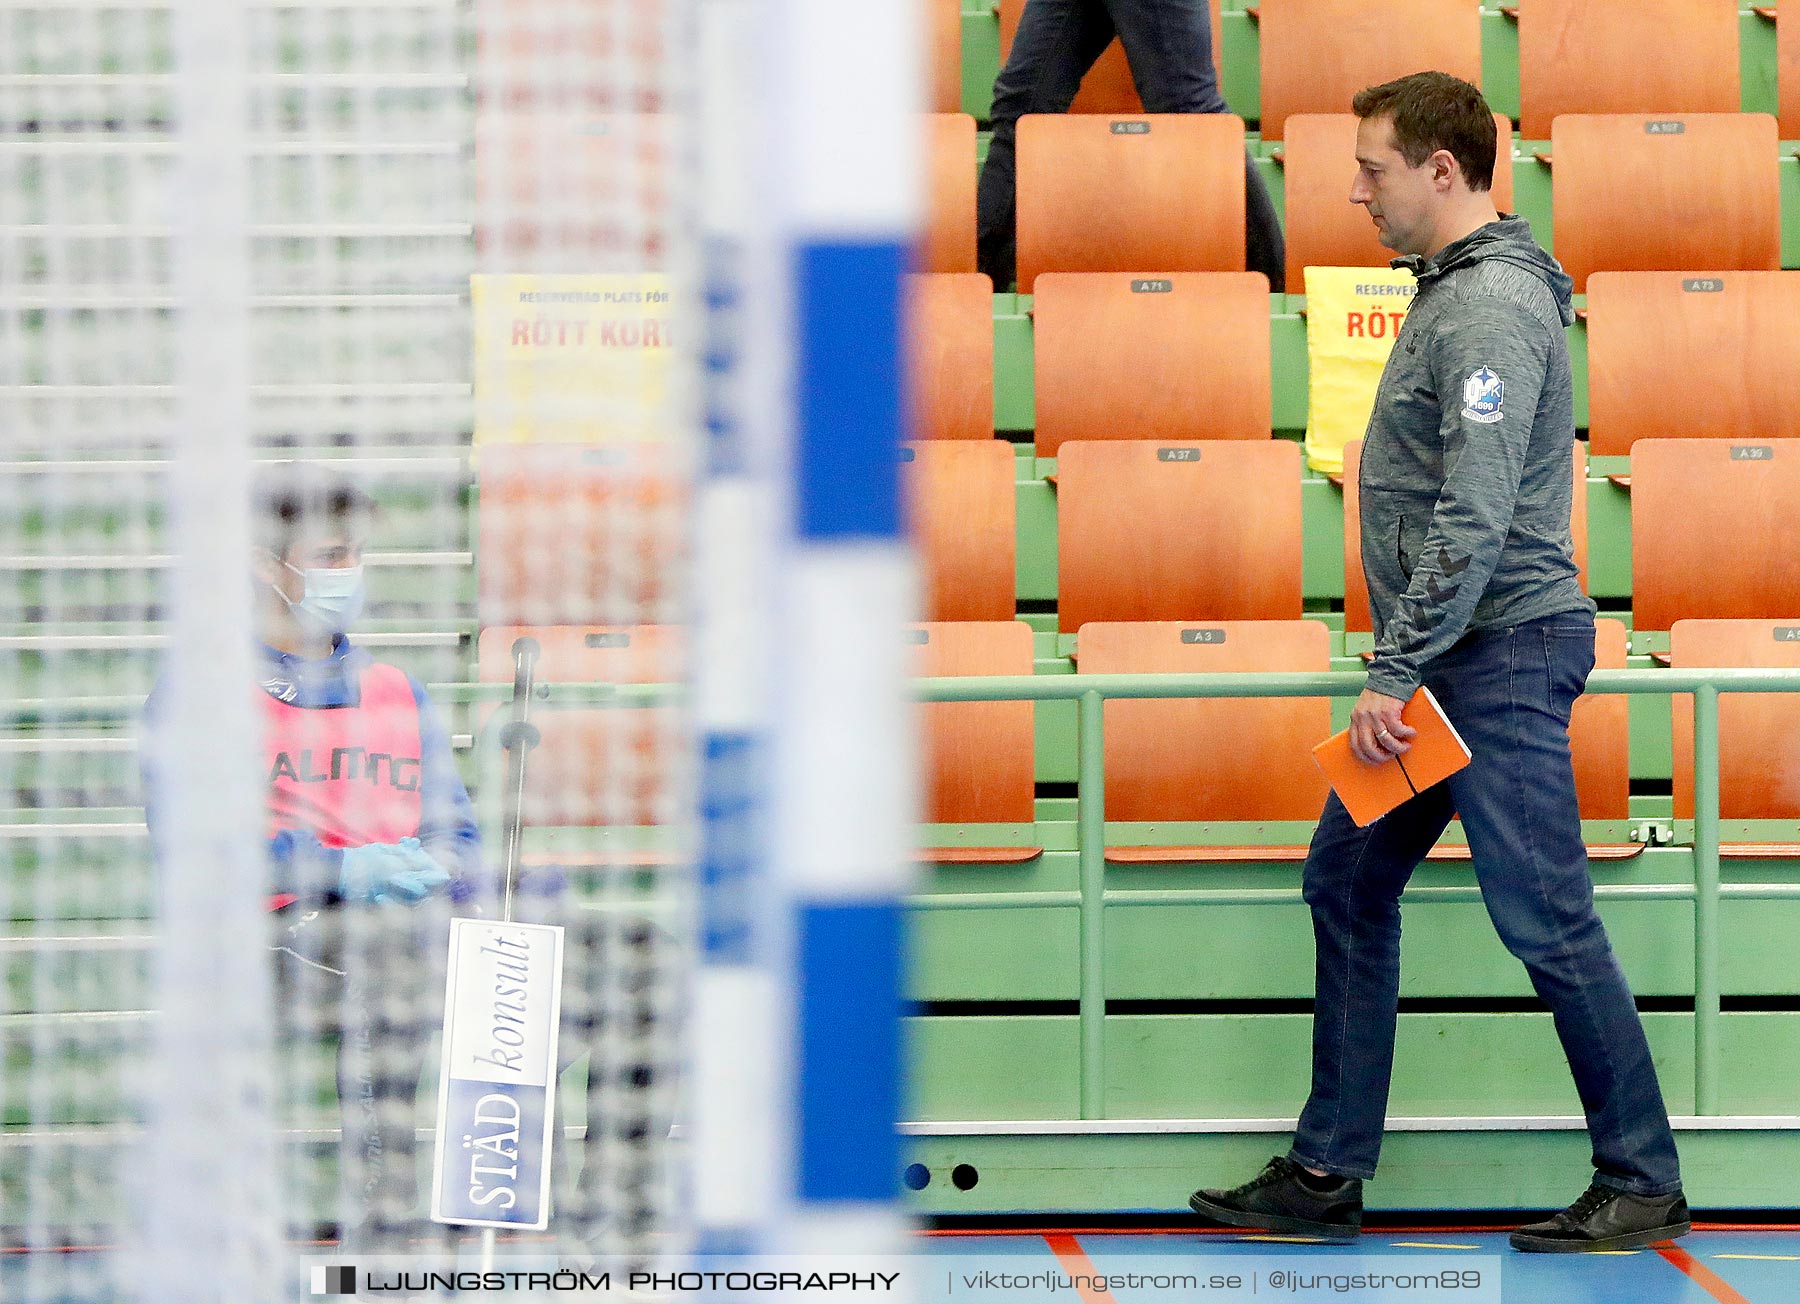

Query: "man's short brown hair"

xmin=1352 ymin=71 xmax=1496 ymax=193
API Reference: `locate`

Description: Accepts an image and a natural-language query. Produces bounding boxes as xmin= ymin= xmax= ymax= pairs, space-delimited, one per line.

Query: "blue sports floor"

xmin=918 ymin=1226 xmax=1800 ymax=1304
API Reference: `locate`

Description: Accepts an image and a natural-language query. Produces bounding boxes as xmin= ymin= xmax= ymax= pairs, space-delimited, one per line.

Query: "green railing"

xmin=24 ymin=664 xmax=1800 ymax=1136
xmin=443 ymin=668 xmax=1800 ymax=1122
xmin=906 ymin=667 xmax=1800 ymax=1122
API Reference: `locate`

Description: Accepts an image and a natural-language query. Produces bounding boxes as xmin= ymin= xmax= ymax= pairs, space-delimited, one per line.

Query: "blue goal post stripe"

xmin=793 ymin=240 xmax=907 ymax=542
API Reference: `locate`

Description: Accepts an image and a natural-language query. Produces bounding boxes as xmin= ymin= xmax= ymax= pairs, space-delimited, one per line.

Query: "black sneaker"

xmin=1188 ymin=1156 xmax=1362 ymax=1242
xmin=1510 ymin=1182 xmax=1691 ymax=1253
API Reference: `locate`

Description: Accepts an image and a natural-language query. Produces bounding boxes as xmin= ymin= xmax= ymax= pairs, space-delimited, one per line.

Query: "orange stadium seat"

xmin=1630 ymin=438 xmax=1800 ymax=631
xmin=1055 ymin=439 xmax=1301 ymax=632
xmin=475 ymin=624 xmax=683 ymax=850
xmin=905 ymin=273 xmax=994 ymax=441
xmin=1671 ymin=621 xmax=1800 ymax=848
xmin=1517 ymin=0 xmax=1740 ymax=140
xmin=1015 ymin=113 xmax=1245 ymax=291
xmin=1342 ymin=439 xmax=1588 ymax=635
xmin=1076 ymin=621 xmax=1332 ymax=860
xmin=1587 ymin=272 xmax=1800 ymax=456
xmin=902 ymin=440 xmax=1016 ymax=621
xmin=1570 ymin=440 xmax=1590 ymax=591
xmin=922 ymin=113 xmax=978 ymax=273
xmin=1032 ymin=272 xmax=1271 ymax=457
xmin=912 ymin=620 xmax=1040 ymax=862
xmin=1570 ymin=617 xmax=1632 ymax=823
xmin=1550 ymin=114 xmax=1779 ymax=293
xmin=1279 ymin=113 xmax=1513 ymax=289
xmin=1255 ymin=0 xmax=1483 ymax=142
xmin=995 ymin=0 xmax=1222 ymax=115
xmin=1780 ymin=3 xmax=1800 ymax=139
xmin=929 ymin=0 xmax=963 ymax=114
xmin=477 ymin=442 xmax=686 ymax=628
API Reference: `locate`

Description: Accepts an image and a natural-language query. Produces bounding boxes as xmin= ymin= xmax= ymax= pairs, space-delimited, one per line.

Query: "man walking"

xmin=1187 ymin=72 xmax=1687 ymax=1253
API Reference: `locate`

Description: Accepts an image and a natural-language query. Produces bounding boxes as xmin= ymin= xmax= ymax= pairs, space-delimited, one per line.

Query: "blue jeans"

xmin=975 ymin=0 xmax=1286 ymax=291
xmin=1287 ymin=612 xmax=1683 ymax=1196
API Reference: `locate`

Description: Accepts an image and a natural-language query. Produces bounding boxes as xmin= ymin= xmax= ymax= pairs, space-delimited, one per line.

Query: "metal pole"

xmin=482 ymin=636 xmax=540 ymax=1271
xmin=1077 ymin=689 xmax=1106 ymax=1120
xmin=497 ymin=637 xmax=541 ymax=925
xmin=1693 ymin=684 xmax=1722 ymax=1116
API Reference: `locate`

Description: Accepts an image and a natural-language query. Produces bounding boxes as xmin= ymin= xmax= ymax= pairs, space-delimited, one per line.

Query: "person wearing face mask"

xmin=245 ymin=466 xmax=477 ymax=911
xmin=144 ymin=462 xmax=482 ymax=1249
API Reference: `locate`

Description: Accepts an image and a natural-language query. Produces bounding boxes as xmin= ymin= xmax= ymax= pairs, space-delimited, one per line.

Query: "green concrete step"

xmin=907 ymin=1010 xmax=1800 ymax=1122
xmin=910 ymin=845 xmax=1800 ymax=1002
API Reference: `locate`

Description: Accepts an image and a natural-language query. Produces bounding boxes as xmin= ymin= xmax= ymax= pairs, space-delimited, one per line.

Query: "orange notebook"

xmin=1311 ymin=685 xmax=1472 ymax=827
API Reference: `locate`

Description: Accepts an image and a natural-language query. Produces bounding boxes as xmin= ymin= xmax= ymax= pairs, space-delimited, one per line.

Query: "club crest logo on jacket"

xmin=1461 ymin=367 xmax=1505 ymax=424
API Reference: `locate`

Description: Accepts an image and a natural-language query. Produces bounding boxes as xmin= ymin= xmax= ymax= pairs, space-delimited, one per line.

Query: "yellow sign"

xmin=472 ymin=275 xmax=678 ymax=445
xmin=1302 ymin=266 xmax=1416 ymax=475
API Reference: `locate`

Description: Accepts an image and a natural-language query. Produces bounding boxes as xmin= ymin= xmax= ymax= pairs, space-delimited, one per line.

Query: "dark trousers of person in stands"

xmin=977 ymin=0 xmax=1285 ymax=291
xmin=273 ymin=901 xmax=451 ymax=1245
xmin=275 ymin=900 xmax=672 ymax=1252
xmin=1287 ymin=612 xmax=1684 ymax=1197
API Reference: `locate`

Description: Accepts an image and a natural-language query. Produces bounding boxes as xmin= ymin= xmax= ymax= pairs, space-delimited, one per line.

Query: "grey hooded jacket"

xmin=1360 ymin=215 xmax=1596 ymax=700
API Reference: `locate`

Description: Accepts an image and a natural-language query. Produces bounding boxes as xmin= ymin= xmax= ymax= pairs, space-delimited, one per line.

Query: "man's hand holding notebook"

xmin=1312 ymin=685 xmax=1472 ymax=827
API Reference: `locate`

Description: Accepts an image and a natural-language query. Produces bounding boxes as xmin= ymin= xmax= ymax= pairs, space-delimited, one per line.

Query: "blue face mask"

xmin=279 ymin=560 xmax=365 ymax=635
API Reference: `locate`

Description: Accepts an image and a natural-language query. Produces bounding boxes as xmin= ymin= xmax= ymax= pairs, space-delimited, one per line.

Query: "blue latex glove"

xmin=339 ymin=837 xmax=450 ymax=904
